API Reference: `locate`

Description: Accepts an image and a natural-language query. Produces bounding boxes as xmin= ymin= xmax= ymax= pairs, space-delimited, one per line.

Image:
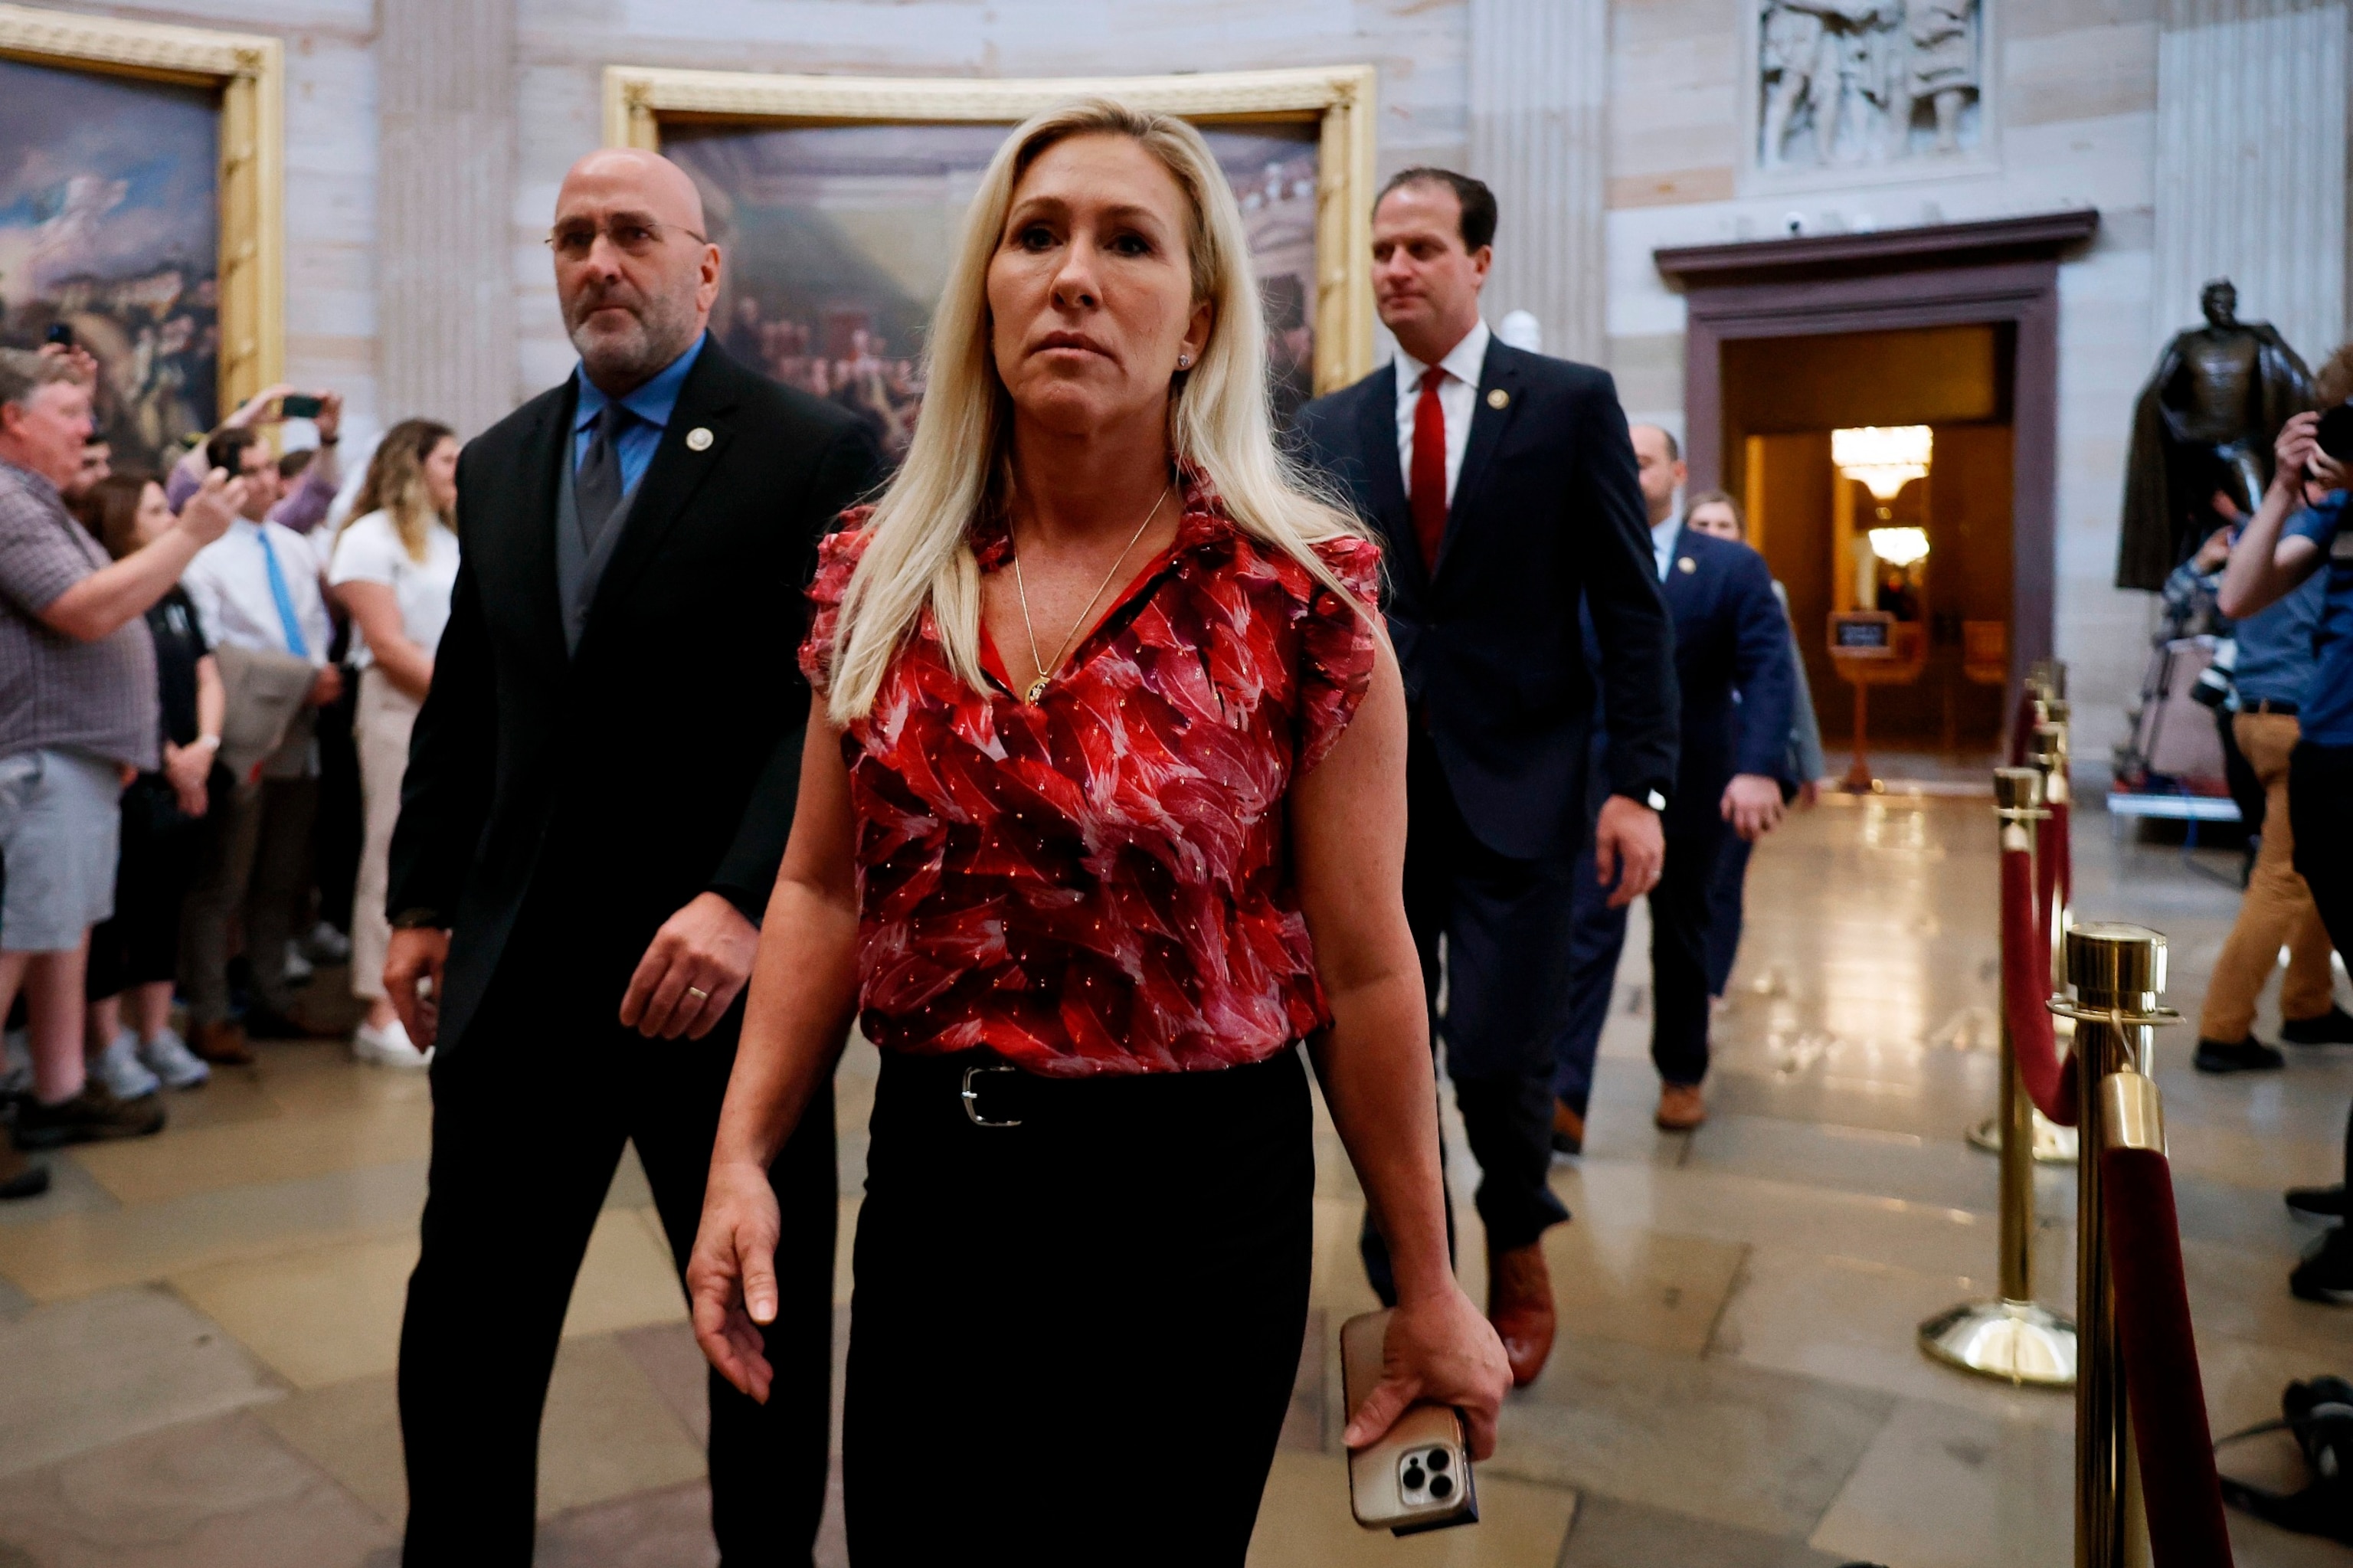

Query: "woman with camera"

xmin=2220 ymin=362 xmax=2353 ymax=1304
xmin=685 ymin=98 xmax=1509 ymax=1560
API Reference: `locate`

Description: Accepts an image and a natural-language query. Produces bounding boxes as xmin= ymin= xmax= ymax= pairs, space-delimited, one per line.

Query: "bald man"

xmin=382 ymin=149 xmax=881 ymax=1563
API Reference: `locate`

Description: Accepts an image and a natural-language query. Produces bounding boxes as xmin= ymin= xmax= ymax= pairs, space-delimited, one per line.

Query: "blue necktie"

xmin=258 ymin=530 xmax=310 ymax=658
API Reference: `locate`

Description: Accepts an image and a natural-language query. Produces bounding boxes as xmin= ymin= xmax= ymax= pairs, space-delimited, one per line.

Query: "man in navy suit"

xmin=1294 ymin=169 xmax=1678 ymax=1386
xmin=1551 ymin=424 xmax=1797 ymax=1144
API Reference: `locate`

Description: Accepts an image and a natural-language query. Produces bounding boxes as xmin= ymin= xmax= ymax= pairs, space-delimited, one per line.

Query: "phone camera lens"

xmin=1430 ymin=1475 xmax=1455 ymax=1499
xmin=1426 ymin=1449 xmax=1450 ymax=1472
xmin=1401 ymin=1465 xmax=1426 ymax=1492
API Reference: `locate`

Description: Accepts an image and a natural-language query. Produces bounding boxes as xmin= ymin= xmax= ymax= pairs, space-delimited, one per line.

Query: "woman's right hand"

xmin=688 ymin=1158 xmax=784 ymax=1402
xmin=1343 ymin=1282 xmax=1513 ymax=1460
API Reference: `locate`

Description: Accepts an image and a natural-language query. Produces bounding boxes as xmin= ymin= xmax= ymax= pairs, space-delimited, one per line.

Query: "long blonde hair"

xmin=822 ymin=97 xmax=1366 ymax=723
xmin=345 ymin=418 xmax=455 ymax=563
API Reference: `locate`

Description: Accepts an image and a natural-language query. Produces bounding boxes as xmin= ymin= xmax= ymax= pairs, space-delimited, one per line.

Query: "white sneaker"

xmin=283 ymin=941 xmax=315 ymax=986
xmin=137 ymin=1026 xmax=211 ymax=1089
xmin=352 ymin=1018 xmax=431 ymax=1069
xmin=94 ymin=1029 xmax=162 ymax=1099
xmin=302 ymin=921 xmax=352 ymax=964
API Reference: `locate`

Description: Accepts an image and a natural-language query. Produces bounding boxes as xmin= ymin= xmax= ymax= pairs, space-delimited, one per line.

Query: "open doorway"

xmin=1722 ymin=323 xmax=2016 ymax=761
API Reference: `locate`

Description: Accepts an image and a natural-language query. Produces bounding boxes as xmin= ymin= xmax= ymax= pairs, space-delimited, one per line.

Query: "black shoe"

xmin=2289 ymin=1184 xmax=2348 ymax=1219
xmin=1550 ymin=1099 xmax=1585 ymax=1157
xmin=12 ymin=1083 xmax=165 ymax=1150
xmin=0 ymin=1145 xmax=47 ymax=1200
xmin=2282 ymin=1006 xmax=2353 ymax=1046
xmin=2289 ymin=1227 xmax=2353 ymax=1305
xmin=2194 ymin=1036 xmax=2286 ymax=1074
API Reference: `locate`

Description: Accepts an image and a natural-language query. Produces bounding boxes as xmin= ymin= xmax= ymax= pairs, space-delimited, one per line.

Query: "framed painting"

xmin=0 ymin=3 xmax=282 ymax=471
xmin=601 ymin=65 xmax=1376 ymax=457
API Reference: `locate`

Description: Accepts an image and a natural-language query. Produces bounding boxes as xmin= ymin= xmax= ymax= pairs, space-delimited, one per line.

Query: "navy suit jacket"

xmin=1654 ymin=526 xmax=1798 ymax=804
xmin=1293 ymin=339 xmax=1677 ymax=861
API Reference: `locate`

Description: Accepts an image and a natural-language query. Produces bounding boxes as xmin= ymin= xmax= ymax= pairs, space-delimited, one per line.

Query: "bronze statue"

xmin=2118 ymin=279 xmax=2312 ymax=590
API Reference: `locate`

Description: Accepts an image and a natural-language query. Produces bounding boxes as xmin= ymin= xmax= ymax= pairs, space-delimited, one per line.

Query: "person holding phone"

xmin=686 ymin=99 xmax=1510 ymax=1563
xmin=165 ymin=384 xmax=345 ymax=536
xmin=2220 ymin=378 xmax=2353 ymax=1304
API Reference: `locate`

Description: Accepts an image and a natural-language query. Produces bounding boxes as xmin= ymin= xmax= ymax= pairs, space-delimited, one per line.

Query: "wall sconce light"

xmin=1833 ymin=424 xmax=1933 ymax=502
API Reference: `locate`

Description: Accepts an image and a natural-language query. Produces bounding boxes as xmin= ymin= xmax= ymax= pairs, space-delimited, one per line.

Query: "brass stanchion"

xmin=2052 ymin=924 xmax=2181 ymax=1568
xmin=1970 ymin=717 xmax=2080 ymax=1165
xmin=1919 ymin=767 xmax=2077 ymax=1385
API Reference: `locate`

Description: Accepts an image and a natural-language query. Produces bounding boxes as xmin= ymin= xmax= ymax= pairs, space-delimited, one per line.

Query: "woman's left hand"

xmin=1342 ymin=1283 xmax=1513 ymax=1460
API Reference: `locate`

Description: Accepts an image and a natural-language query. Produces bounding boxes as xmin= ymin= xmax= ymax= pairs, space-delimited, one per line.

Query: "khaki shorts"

xmin=0 ymin=748 xmax=123 ymax=952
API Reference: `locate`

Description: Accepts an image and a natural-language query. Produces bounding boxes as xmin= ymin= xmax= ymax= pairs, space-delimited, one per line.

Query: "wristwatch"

xmin=190 ymin=733 xmax=221 ymax=756
xmin=389 ymin=908 xmax=446 ymax=931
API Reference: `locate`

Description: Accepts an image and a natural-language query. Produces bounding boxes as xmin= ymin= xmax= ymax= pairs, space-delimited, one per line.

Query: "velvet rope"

xmin=2103 ymin=1144 xmax=2237 ymax=1568
xmin=2008 ymin=689 xmax=2038 ymax=766
xmin=2002 ymin=837 xmax=2078 ymax=1124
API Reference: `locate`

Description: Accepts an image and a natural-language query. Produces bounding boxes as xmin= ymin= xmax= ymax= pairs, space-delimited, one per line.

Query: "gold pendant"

xmin=1025 ymin=676 xmax=1051 ymax=704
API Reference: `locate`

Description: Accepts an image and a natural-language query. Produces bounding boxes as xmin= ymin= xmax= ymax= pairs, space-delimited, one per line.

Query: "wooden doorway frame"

xmin=1655 ymin=210 xmax=2099 ymax=693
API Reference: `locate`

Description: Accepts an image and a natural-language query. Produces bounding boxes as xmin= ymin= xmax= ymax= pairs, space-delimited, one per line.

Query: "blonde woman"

xmin=686 ymin=100 xmax=1509 ymax=1558
xmin=329 ymin=419 xmax=457 ymax=1066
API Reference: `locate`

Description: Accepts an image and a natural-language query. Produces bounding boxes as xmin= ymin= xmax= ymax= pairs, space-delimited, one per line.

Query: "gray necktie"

xmin=575 ymin=403 xmax=633 ymax=551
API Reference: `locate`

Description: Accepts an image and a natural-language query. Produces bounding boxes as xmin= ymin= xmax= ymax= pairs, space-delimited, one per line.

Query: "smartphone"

xmin=1340 ymin=1308 xmax=1478 ymax=1535
xmin=280 ymin=392 xmax=325 ymax=420
xmin=44 ymin=322 xmax=73 ymax=349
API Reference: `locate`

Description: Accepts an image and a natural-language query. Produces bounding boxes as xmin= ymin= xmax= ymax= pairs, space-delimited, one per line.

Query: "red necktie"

xmin=1409 ymin=367 xmax=1449 ymax=574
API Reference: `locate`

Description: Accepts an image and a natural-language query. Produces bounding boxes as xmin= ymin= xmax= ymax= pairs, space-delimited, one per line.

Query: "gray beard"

xmin=567 ymin=290 xmax=699 ymax=394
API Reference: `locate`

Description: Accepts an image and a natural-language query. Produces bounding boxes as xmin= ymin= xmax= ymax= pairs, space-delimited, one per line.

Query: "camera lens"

xmin=2318 ymin=402 xmax=2353 ymax=464
xmin=1401 ymin=1465 xmax=1425 ymax=1491
xmin=1426 ymin=1449 xmax=1450 ymax=1472
xmin=1430 ymin=1475 xmax=1455 ymax=1499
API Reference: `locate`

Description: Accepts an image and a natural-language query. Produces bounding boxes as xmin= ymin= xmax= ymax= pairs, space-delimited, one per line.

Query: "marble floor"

xmin=0 ymin=793 xmax=2345 ymax=1565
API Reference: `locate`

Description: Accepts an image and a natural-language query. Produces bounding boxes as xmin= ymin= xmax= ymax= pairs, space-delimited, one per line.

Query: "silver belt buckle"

xmin=960 ymin=1064 xmax=1023 ymax=1128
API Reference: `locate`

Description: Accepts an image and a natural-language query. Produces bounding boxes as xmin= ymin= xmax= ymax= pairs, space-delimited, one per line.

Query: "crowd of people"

xmin=0 ymin=352 xmax=462 ymax=1196
xmin=2 ymin=87 xmax=2348 ymax=1565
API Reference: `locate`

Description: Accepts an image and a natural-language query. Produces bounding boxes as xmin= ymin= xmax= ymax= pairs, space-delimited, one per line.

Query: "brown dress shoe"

xmin=1551 ymin=1098 xmax=1585 ymax=1156
xmin=190 ymin=1020 xmax=255 ymax=1066
xmin=1656 ymin=1082 xmax=1707 ymax=1131
xmin=14 ymin=1083 xmax=165 ymax=1150
xmin=1487 ymin=1241 xmax=1557 ymax=1386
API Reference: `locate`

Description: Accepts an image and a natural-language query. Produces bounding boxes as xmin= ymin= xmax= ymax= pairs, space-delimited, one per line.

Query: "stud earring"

xmin=1177 ymin=352 xmax=1193 ymax=369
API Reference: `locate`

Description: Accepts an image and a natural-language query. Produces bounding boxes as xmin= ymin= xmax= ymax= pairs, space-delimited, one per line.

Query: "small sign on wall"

xmin=1829 ymin=610 xmax=1897 ymax=657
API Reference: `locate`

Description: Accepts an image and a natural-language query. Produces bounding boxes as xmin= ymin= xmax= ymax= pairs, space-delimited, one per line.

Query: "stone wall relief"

xmin=1758 ymin=0 xmax=1982 ymax=173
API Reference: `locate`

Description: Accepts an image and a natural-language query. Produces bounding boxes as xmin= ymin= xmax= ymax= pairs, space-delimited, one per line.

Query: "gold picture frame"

xmin=601 ymin=64 xmax=1377 ymax=395
xmin=0 ymin=2 xmax=283 ymax=414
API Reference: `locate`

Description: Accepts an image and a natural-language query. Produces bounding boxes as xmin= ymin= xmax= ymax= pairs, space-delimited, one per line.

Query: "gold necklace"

xmin=1010 ymin=483 xmax=1172 ymax=704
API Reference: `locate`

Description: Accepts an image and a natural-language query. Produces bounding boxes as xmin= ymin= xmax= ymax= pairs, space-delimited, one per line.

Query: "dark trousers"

xmin=397 ymin=926 xmax=837 ymax=1566
xmin=87 ymin=774 xmax=204 ymax=1000
xmin=2289 ymin=741 xmax=2353 ymax=1197
xmin=1705 ymin=832 xmax=1755 ymax=999
xmin=179 ymin=773 xmax=317 ymax=1024
xmin=1552 ymin=796 xmax=1725 ymax=1116
xmin=1360 ymin=734 xmax=1573 ymax=1300
xmin=846 ymin=1049 xmax=1311 ymax=1565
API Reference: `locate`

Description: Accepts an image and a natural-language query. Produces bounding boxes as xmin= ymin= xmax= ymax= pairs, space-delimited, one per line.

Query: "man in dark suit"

xmin=381 ymin=148 xmax=879 ymax=1565
xmin=1294 ymin=169 xmax=1678 ymax=1387
xmin=1550 ymin=424 xmax=1796 ymax=1144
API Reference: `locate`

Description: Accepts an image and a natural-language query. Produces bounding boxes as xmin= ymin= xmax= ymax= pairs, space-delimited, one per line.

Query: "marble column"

xmin=377 ymin=0 xmax=518 ymax=437
xmin=2155 ymin=0 xmax=2349 ymax=362
xmin=1467 ymin=0 xmax=1609 ymax=364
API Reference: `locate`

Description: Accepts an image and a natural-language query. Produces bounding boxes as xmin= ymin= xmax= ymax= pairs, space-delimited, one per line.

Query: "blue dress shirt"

xmin=571 ymin=332 xmax=706 ymax=495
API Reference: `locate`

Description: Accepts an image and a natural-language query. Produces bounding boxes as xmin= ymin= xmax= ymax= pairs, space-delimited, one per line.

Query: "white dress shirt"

xmin=184 ymin=516 xmax=333 ymax=663
xmin=1392 ymin=318 xmax=1493 ymax=509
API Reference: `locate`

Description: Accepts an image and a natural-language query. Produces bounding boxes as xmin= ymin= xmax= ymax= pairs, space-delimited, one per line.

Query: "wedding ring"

xmin=686 ymin=987 xmax=709 ymax=1002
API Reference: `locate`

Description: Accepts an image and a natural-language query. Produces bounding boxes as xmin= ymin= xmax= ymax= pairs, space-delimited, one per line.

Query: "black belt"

xmin=884 ymin=1046 xmax=1298 ymax=1130
xmin=2244 ymin=699 xmax=2299 ymax=717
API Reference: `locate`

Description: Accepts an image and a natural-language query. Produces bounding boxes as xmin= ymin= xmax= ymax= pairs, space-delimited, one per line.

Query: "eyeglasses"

xmin=545 ymin=218 xmax=711 ymax=260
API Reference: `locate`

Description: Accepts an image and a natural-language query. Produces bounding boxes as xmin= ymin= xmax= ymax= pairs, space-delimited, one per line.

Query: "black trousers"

xmin=1550 ymin=793 xmax=1725 ymax=1115
xmin=397 ymin=922 xmax=837 ymax=1566
xmin=2289 ymin=741 xmax=2353 ymax=1197
xmin=1361 ymin=733 xmax=1575 ymax=1300
xmin=844 ymin=1048 xmax=1311 ymax=1566
xmin=86 ymin=774 xmax=203 ymax=1001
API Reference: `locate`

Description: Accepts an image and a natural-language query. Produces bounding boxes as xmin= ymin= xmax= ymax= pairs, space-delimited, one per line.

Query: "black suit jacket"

xmin=385 ymin=339 xmax=882 ymax=1057
xmin=1655 ymin=526 xmax=1798 ymax=802
xmin=1294 ymin=338 xmax=1677 ymax=861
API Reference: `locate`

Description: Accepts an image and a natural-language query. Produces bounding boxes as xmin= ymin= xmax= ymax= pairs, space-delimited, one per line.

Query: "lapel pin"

xmin=1678 ymin=556 xmax=1697 ymax=573
xmin=686 ymin=426 xmax=714 ymax=452
xmin=1486 ymin=388 xmax=1510 ymax=410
